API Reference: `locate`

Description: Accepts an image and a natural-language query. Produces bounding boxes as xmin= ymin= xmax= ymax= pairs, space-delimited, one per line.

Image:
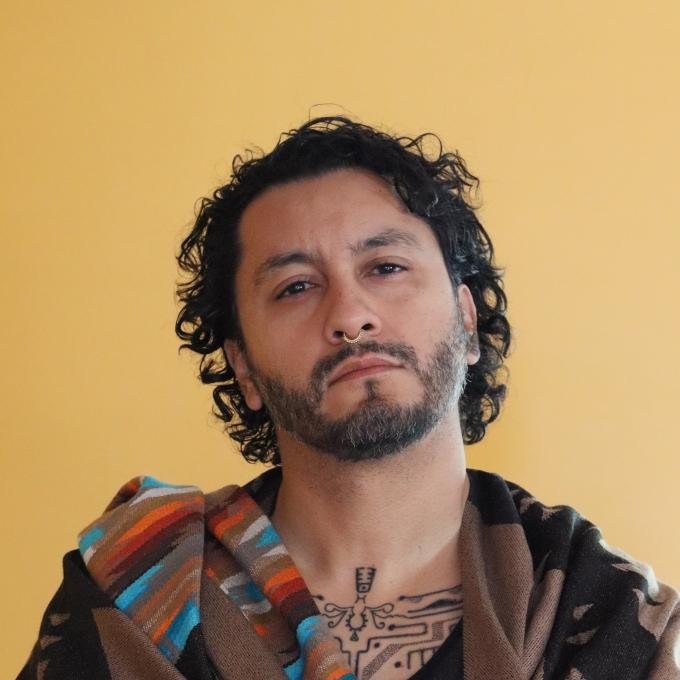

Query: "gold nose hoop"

xmin=342 ymin=330 xmax=364 ymax=344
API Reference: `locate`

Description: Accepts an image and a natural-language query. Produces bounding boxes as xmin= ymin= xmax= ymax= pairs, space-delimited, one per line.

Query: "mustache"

xmin=311 ymin=340 xmax=418 ymax=388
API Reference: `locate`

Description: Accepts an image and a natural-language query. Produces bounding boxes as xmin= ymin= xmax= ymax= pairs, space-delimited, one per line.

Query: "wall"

xmin=2 ymin=2 xmax=678 ymax=675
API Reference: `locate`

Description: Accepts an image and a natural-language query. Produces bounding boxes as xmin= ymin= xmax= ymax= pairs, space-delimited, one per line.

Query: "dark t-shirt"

xmin=409 ymin=619 xmax=463 ymax=679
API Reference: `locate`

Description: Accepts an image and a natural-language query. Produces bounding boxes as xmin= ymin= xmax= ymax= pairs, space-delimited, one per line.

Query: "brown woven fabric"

xmin=18 ymin=468 xmax=680 ymax=679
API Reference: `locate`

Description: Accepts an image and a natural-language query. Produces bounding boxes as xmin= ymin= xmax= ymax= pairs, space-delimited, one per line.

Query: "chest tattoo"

xmin=313 ymin=567 xmax=462 ymax=679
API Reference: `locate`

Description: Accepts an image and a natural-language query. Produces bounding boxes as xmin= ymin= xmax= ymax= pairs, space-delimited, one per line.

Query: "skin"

xmin=224 ymin=168 xmax=480 ymax=677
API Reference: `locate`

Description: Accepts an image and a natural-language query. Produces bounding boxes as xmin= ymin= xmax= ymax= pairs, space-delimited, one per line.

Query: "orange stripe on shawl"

xmin=106 ymin=505 xmax=200 ymax=571
xmin=210 ymin=509 xmax=247 ymax=538
xmin=268 ymin=577 xmax=308 ymax=607
xmin=263 ymin=566 xmax=302 ymax=595
xmin=115 ymin=500 xmax=197 ymax=544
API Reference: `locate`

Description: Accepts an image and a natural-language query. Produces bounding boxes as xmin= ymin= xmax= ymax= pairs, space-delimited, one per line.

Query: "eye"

xmin=373 ymin=262 xmax=406 ymax=275
xmin=276 ymin=279 xmax=315 ymax=299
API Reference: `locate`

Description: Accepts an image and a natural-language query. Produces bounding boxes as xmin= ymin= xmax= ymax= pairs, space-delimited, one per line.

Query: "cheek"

xmin=397 ymin=279 xmax=456 ymax=325
xmin=247 ymin=329 xmax=318 ymax=385
xmin=249 ymin=297 xmax=324 ymax=352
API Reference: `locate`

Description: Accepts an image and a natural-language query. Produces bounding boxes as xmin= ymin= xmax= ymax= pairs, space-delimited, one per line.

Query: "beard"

xmin=245 ymin=315 xmax=470 ymax=463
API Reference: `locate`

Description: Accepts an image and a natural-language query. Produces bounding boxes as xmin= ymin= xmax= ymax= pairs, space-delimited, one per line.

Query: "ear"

xmin=223 ymin=339 xmax=264 ymax=411
xmin=456 ymin=284 xmax=481 ymax=366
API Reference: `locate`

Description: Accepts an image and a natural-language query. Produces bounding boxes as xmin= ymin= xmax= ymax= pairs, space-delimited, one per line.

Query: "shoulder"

xmin=74 ymin=474 xmax=243 ymax=665
xmin=466 ymin=468 xmax=680 ymax=677
xmin=77 ymin=475 xmax=206 ymax=566
xmin=466 ymin=467 xmax=677 ymax=590
xmin=465 ymin=467 xmax=583 ymax=546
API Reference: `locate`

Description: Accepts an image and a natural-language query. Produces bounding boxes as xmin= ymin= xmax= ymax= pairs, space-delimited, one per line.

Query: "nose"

xmin=322 ymin=284 xmax=383 ymax=346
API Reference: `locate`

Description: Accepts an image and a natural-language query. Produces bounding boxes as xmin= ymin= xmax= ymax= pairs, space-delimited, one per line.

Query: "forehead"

xmin=236 ymin=168 xmax=439 ymax=288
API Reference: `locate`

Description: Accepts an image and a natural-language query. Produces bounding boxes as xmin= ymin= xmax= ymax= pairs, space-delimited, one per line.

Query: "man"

xmin=20 ymin=117 xmax=679 ymax=679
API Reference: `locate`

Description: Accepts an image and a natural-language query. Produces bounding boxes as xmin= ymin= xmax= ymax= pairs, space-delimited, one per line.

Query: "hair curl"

xmin=176 ymin=116 xmax=511 ymax=465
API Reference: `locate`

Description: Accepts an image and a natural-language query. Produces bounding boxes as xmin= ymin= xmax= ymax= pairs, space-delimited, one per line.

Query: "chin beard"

xmin=282 ymin=383 xmax=456 ymax=462
xmin=248 ymin=323 xmax=469 ymax=464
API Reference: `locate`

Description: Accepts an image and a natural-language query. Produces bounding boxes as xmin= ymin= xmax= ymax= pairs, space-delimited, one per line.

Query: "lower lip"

xmin=332 ymin=365 xmax=398 ymax=385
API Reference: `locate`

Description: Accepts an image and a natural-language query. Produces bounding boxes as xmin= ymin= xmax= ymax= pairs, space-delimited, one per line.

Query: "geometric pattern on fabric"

xmin=77 ymin=476 xmax=204 ymax=664
xmin=76 ymin=473 xmax=354 ymax=679
xmin=20 ymin=466 xmax=680 ymax=680
xmin=205 ymin=485 xmax=355 ymax=680
xmin=464 ymin=471 xmax=680 ymax=679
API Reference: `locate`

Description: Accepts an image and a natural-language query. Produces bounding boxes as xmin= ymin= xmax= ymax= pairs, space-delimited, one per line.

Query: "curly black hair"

xmin=176 ymin=116 xmax=511 ymax=466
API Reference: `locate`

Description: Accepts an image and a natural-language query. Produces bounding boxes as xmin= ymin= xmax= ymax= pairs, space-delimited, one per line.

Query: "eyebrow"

xmin=252 ymin=228 xmax=422 ymax=289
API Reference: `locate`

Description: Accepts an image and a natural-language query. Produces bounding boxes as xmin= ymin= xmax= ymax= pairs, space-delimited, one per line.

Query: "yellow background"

xmin=3 ymin=2 xmax=679 ymax=675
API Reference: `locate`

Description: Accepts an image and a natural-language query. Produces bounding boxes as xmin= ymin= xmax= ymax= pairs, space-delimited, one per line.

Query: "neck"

xmin=270 ymin=411 xmax=469 ymax=593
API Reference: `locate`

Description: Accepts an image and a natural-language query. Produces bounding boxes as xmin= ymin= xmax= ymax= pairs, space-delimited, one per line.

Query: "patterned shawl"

xmin=19 ymin=467 xmax=680 ymax=679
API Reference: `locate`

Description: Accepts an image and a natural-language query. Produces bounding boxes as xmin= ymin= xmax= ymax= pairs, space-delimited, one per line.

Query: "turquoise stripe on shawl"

xmin=284 ymin=655 xmax=304 ymax=680
xmin=115 ymin=563 xmax=163 ymax=611
xmin=165 ymin=600 xmax=200 ymax=652
xmin=79 ymin=526 xmax=103 ymax=553
xmin=256 ymin=523 xmax=280 ymax=548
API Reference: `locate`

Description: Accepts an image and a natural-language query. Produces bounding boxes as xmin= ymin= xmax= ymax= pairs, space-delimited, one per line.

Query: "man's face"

xmin=225 ymin=168 xmax=479 ymax=462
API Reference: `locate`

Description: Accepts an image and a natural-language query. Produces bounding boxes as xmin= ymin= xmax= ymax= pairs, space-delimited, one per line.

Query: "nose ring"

xmin=342 ymin=330 xmax=364 ymax=344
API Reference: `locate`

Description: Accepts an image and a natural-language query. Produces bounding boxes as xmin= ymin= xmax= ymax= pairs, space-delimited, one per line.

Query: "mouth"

xmin=328 ymin=358 xmax=403 ymax=387
xmin=332 ymin=364 xmax=400 ymax=385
